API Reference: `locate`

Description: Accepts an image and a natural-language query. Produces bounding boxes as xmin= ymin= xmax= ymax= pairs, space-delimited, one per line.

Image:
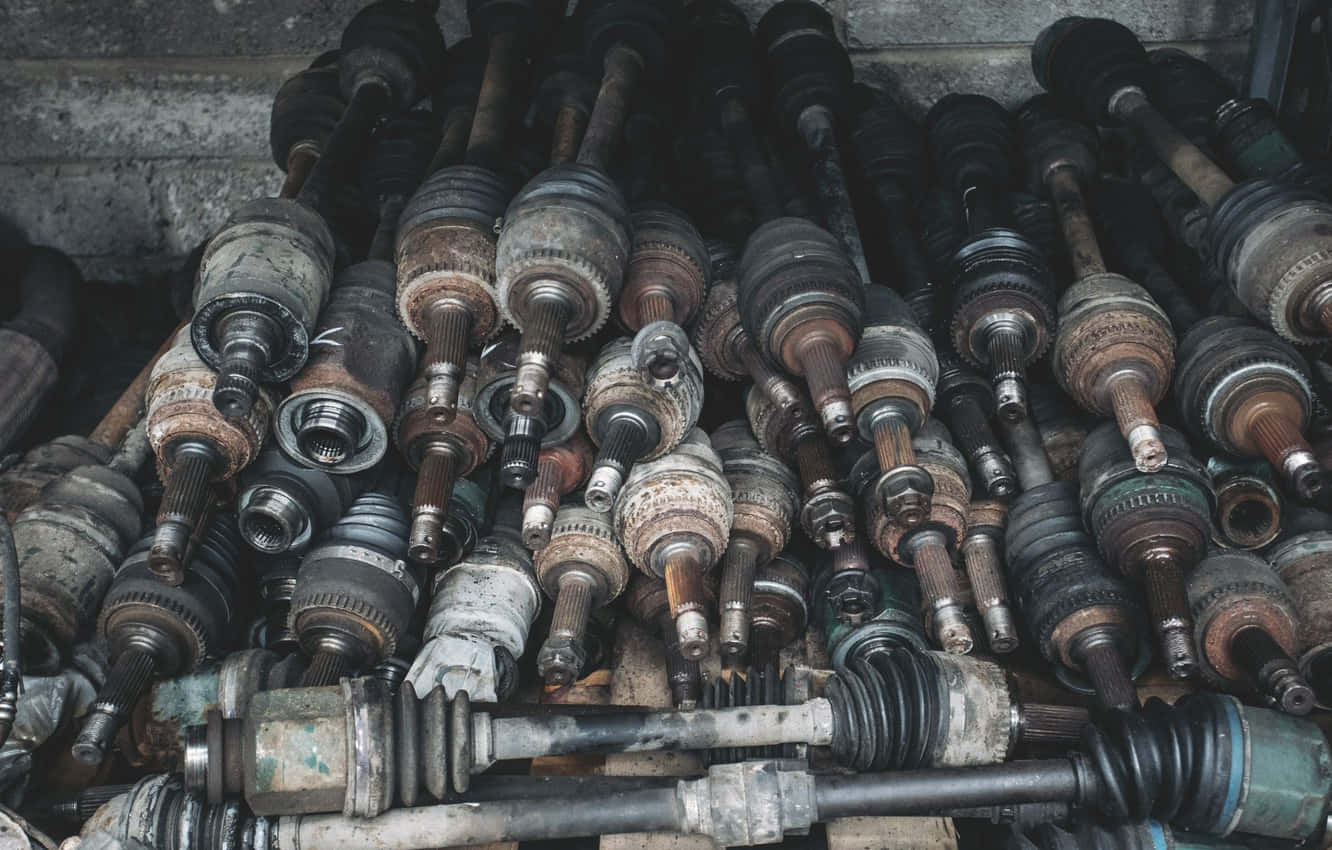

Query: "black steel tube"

xmin=286 ymin=787 xmax=683 ymax=846
xmin=812 ymin=759 xmax=1080 ymax=820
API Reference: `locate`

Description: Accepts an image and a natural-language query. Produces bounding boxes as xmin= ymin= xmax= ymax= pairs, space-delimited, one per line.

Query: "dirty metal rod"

xmin=812 ymin=760 xmax=1080 ymax=820
xmin=282 ymin=787 xmax=684 ymax=848
xmin=481 ymin=699 xmax=834 ymax=764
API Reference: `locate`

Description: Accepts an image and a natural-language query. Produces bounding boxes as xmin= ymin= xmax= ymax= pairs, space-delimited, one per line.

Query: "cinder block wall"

xmin=0 ymin=0 xmax=1251 ymax=283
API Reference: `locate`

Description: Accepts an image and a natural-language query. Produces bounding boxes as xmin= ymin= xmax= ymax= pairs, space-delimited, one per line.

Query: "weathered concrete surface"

xmin=0 ymin=0 xmax=469 ymax=59
xmin=0 ymin=0 xmax=1252 ymax=283
xmin=843 ymin=0 xmax=1250 ymax=48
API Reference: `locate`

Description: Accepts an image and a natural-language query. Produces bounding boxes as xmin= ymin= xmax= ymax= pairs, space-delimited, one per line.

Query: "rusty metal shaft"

xmin=409 ymin=444 xmax=461 ymax=565
xmin=1078 ymin=638 xmax=1138 ymax=712
xmin=550 ymin=104 xmax=588 ymax=166
xmin=522 ymin=457 xmax=564 ymax=549
xmin=465 ymin=30 xmax=521 ymax=172
xmin=512 ymin=299 xmax=573 ymax=420
xmin=739 ymin=339 xmax=805 ymax=415
xmin=796 ymin=335 xmax=855 ymax=444
xmin=423 ymin=305 xmax=474 ymax=424
xmin=797 ymin=105 xmax=870 ymax=286
xmin=1110 ymin=89 xmax=1235 ymax=209
xmin=538 ymin=571 xmax=597 ymax=687
xmin=430 ymin=105 xmax=476 ymax=174
xmin=150 ymin=444 xmax=219 ymax=586
xmin=961 ymin=533 xmax=1018 ymax=654
xmin=1108 ymin=374 xmax=1168 ymax=473
xmin=1249 ymin=408 xmax=1323 ymax=501
xmin=280 ymin=144 xmax=319 ymax=200
xmin=1143 ymin=558 xmax=1198 ymax=680
xmin=909 ymin=533 xmax=974 ymax=655
xmin=1047 ymin=166 xmax=1106 ymax=279
xmin=665 ymin=552 xmax=710 ymax=661
xmin=718 ymin=536 xmax=761 ymax=660
xmin=577 ymin=45 xmax=644 ymax=170
xmin=720 ymin=97 xmax=782 ymax=225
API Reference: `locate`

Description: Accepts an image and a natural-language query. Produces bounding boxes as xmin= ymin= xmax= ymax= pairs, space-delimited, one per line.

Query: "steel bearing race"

xmin=473 ymin=332 xmax=586 ymax=448
xmin=1205 ymin=179 xmax=1332 ymax=344
xmin=395 ymin=165 xmax=511 ymax=344
xmin=495 ymin=163 xmax=632 ymax=342
xmin=192 ymin=198 xmax=336 ymax=382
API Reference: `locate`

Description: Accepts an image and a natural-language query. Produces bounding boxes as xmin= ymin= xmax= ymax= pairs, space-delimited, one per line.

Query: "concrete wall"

xmin=0 ymin=0 xmax=1250 ymax=283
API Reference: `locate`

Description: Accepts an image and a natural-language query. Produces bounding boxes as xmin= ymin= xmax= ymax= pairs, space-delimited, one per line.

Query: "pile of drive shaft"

xmin=2 ymin=2 xmax=1332 ymax=849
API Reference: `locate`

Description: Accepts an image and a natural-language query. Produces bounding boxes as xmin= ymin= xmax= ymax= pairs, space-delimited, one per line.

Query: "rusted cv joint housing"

xmin=738 ymin=217 xmax=865 ymax=444
xmin=1078 ymin=422 xmax=1211 ymax=680
xmin=859 ymin=422 xmax=974 ymax=655
xmin=692 ymin=247 xmax=813 ymax=421
xmin=1187 ymin=550 xmax=1314 ymax=715
xmin=1173 ymin=316 xmax=1322 ymax=501
xmin=495 ymin=163 xmax=632 ymax=425
xmin=534 ymin=504 xmax=630 ymax=686
xmin=1053 ymin=275 xmax=1175 ymax=473
xmin=711 ymin=420 xmax=799 ymax=659
xmin=1265 ymin=508 xmax=1332 ymax=707
xmin=395 ymin=165 xmax=511 ymax=423
xmin=846 ymin=286 xmax=939 ymax=528
xmin=147 ymin=326 xmax=274 ymax=585
xmin=620 ymin=203 xmax=711 ymax=386
xmin=745 ymin=384 xmax=856 ymax=551
xmin=581 ymin=336 xmax=704 ymax=513
xmin=749 ymin=546 xmax=811 ymax=661
xmin=275 ymin=260 xmax=417 ymax=474
xmin=615 ymin=429 xmax=733 ymax=661
xmin=947 ymin=230 xmax=1056 ymax=425
xmin=192 ymin=197 xmax=335 ymax=419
